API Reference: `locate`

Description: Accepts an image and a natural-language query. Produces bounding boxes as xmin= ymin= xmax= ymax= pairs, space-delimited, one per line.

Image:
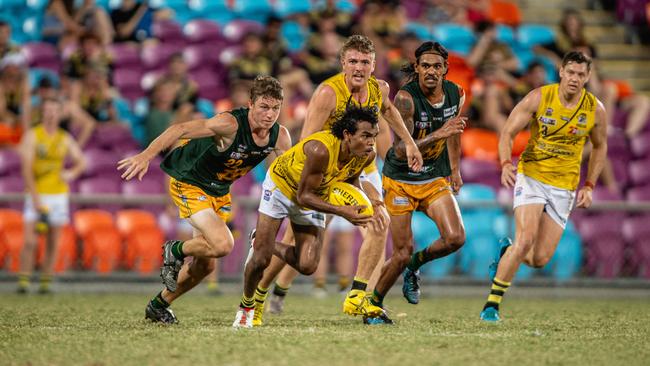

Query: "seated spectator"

xmin=508 ymin=61 xmax=548 ymax=105
xmin=535 ymin=8 xmax=596 ymax=67
xmin=63 ymin=31 xmax=113 ymax=99
xmin=228 ymin=32 xmax=273 ymax=82
xmin=215 ymin=80 xmax=251 ymax=113
xmin=143 ymin=79 xmax=176 ymax=147
xmin=386 ymin=31 xmax=421 ymax=87
xmin=73 ymin=63 xmax=121 ymax=126
xmin=153 ymin=53 xmax=198 ymax=123
xmin=311 ymin=0 xmax=355 ymax=37
xmin=0 ymin=21 xmax=19 ymax=59
xmin=467 ymin=20 xmax=519 ymax=76
xmin=302 ymin=32 xmax=342 ymax=84
xmin=0 ymin=53 xmax=31 ymax=137
xmin=42 ymin=0 xmax=113 ymax=46
xmin=111 ymin=0 xmax=169 ymax=43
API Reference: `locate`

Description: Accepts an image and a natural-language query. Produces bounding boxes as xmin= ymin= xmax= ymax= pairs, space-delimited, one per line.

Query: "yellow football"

xmin=327 ymin=182 xmax=374 ymax=216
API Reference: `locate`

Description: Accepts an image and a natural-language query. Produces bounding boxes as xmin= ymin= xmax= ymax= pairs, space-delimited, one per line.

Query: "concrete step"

xmin=522 ymin=10 xmax=616 ymax=26
xmin=599 ymin=60 xmax=650 ymax=78
xmin=596 ymin=44 xmax=650 ymax=60
xmin=584 ymin=25 xmax=627 ymax=43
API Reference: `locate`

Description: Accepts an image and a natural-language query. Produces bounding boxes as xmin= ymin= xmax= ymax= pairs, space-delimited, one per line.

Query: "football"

xmin=327 ymin=182 xmax=374 ymax=216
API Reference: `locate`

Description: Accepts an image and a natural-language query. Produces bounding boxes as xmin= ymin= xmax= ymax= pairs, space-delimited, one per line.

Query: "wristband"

xmin=501 ymin=160 xmax=513 ymax=168
xmin=584 ymin=181 xmax=595 ymax=190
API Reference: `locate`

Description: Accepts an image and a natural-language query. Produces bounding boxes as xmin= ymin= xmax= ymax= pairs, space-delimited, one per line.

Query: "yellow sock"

xmin=254 ymin=286 xmax=268 ymax=303
xmin=18 ymin=273 xmax=30 ymax=289
xmin=484 ymin=278 xmax=511 ymax=310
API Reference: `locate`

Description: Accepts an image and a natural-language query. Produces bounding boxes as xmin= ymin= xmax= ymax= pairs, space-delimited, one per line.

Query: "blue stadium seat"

xmin=281 ymin=21 xmax=307 ymax=52
xmin=537 ymin=55 xmax=559 ymax=83
xmin=149 ymin=0 xmax=187 ymax=9
xmin=113 ymin=97 xmax=137 ymax=125
xmin=433 ymin=23 xmax=476 ymax=56
xmin=517 ymin=24 xmax=555 ymax=48
xmin=411 ymin=211 xmax=457 ymax=279
xmin=196 ymin=98 xmax=215 ymax=118
xmin=274 ymin=0 xmax=314 ymax=17
xmin=512 ymin=43 xmax=536 ymax=72
xmin=28 ymin=68 xmax=60 ymax=89
xmin=458 ymin=183 xmax=497 ymax=201
xmin=495 ymin=24 xmax=516 ymax=47
xmin=233 ymin=0 xmax=273 ymax=23
xmin=404 ymin=22 xmax=432 ymax=41
xmin=460 ymin=235 xmax=498 ymax=280
xmin=542 ymin=221 xmax=582 ymax=281
xmin=188 ymin=0 xmax=234 ymax=24
xmin=26 ymin=0 xmax=48 ymax=11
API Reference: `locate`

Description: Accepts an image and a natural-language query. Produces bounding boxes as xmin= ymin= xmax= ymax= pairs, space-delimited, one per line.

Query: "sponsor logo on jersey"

xmin=545 ymin=107 xmax=553 ymax=116
xmin=561 ymin=116 xmax=570 ymax=122
xmin=443 ymin=105 xmax=458 ymax=118
xmin=393 ymin=196 xmax=409 ymax=206
xmin=515 ymin=186 xmax=523 ymax=197
xmin=312 ymin=212 xmax=325 ymax=221
xmin=415 ymin=121 xmax=431 ymax=129
xmin=539 ymin=117 xmax=556 ymax=125
xmin=577 ymin=113 xmax=587 ymax=126
xmin=198 ymin=195 xmax=207 ymax=201
xmin=263 ymin=189 xmax=272 ymax=201
xmin=420 ymin=111 xmax=428 ymax=121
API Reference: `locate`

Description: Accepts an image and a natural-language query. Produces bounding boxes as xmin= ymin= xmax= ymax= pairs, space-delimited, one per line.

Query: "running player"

xmin=255 ymin=35 xmax=422 ymax=322
xmin=17 ymin=98 xmax=86 ymax=294
xmin=366 ymin=41 xmax=468 ymax=324
xmin=480 ymin=51 xmax=607 ymax=322
xmin=233 ymin=105 xmax=385 ymax=328
xmin=118 ymin=76 xmax=291 ymax=324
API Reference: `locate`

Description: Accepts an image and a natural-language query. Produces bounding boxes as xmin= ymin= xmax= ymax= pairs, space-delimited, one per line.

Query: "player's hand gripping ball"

xmin=327 ymin=182 xmax=374 ymax=216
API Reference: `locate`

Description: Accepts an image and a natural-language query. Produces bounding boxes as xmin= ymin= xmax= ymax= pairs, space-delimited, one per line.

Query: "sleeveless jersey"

xmin=269 ymin=131 xmax=369 ymax=203
xmin=383 ymin=79 xmax=461 ymax=182
xmin=32 ymin=125 xmax=69 ymax=194
xmin=161 ymin=108 xmax=280 ymax=197
xmin=518 ymin=83 xmax=597 ymax=190
xmin=322 ymin=72 xmax=382 ymax=174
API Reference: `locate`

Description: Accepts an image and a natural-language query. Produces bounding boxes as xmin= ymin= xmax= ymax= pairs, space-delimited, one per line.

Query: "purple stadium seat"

xmin=622 ymin=214 xmax=650 ymax=243
xmin=630 ymin=132 xmax=650 ymax=159
xmin=592 ymin=186 xmax=623 ymax=201
xmin=141 ymin=42 xmax=185 ymax=70
xmin=108 ymin=44 xmax=141 ymax=68
xmin=607 ymin=130 xmax=630 ymax=160
xmin=218 ymin=45 xmax=242 ymax=66
xmin=230 ymin=173 xmax=254 ymax=196
xmin=153 ymin=20 xmax=185 ymax=42
xmin=0 ymin=175 xmax=24 ymax=210
xmin=78 ymin=176 xmax=121 ymax=212
xmin=140 ymin=70 xmax=165 ymax=91
xmin=460 ymin=158 xmax=501 ymax=189
xmin=183 ymin=45 xmax=222 ymax=70
xmin=222 ymin=20 xmax=264 ymax=43
xmin=626 ymin=184 xmax=650 ymax=201
xmin=611 ymin=108 xmax=628 ymax=129
xmin=610 ymin=157 xmax=630 ymax=189
xmin=577 ymin=214 xmax=623 ymax=243
xmin=22 ymin=42 xmax=59 ymax=69
xmin=585 ymin=237 xmax=625 ymax=278
xmin=112 ymin=68 xmax=145 ymax=102
xmin=189 ymin=68 xmax=223 ymax=101
xmin=94 ymin=124 xmax=134 ymax=150
xmin=184 ymin=19 xmax=223 ymax=44
xmin=0 ymin=149 xmax=21 ymax=176
xmin=81 ymin=149 xmax=120 ymax=179
xmin=121 ymin=176 xmax=165 ymax=214
xmin=628 ymin=158 xmax=650 ymax=187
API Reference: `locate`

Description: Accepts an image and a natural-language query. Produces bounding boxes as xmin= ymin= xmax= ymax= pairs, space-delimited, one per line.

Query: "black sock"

xmin=150 ymin=291 xmax=169 ymax=310
xmin=272 ymin=283 xmax=290 ymax=297
xmin=351 ymin=277 xmax=368 ymax=291
xmin=171 ymin=241 xmax=185 ymax=260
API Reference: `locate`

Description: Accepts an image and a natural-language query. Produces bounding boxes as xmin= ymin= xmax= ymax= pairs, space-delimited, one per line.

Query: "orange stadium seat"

xmin=446 ymin=53 xmax=476 ymax=109
xmin=488 ymin=0 xmax=522 ymax=27
xmin=0 ymin=209 xmax=23 ymax=272
xmin=461 ymin=128 xmax=499 ymax=161
xmin=73 ymin=209 xmax=122 ymax=273
xmin=116 ymin=209 xmax=164 ymax=272
xmin=35 ymin=225 xmax=77 ymax=273
xmin=512 ymin=130 xmax=531 ymax=157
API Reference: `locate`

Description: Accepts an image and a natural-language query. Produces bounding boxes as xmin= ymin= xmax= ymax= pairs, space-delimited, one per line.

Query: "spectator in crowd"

xmin=229 ymin=33 xmax=273 ymax=82
xmin=303 ymin=32 xmax=342 ymax=85
xmin=0 ymin=53 xmax=31 ymax=137
xmin=508 ymin=61 xmax=548 ymax=105
xmin=420 ymin=0 xmax=471 ymax=25
xmin=143 ymin=79 xmax=176 ymax=146
xmin=0 ymin=21 xmax=19 ymax=59
xmin=386 ymin=31 xmax=421 ymax=87
xmin=111 ymin=0 xmax=169 ymax=43
xmin=153 ymin=53 xmax=198 ymax=123
xmin=311 ymin=0 xmax=355 ymax=38
xmin=535 ymin=8 xmax=596 ymax=67
xmin=42 ymin=0 xmax=113 ymax=46
xmin=72 ymin=62 xmax=120 ymax=126
xmin=63 ymin=32 xmax=113 ymax=98
xmin=215 ymin=80 xmax=252 ymax=113
xmin=467 ymin=20 xmax=520 ymax=76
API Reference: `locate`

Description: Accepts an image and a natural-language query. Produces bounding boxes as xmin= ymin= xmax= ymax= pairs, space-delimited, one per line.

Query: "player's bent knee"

xmin=295 ymin=260 xmax=318 ymax=275
xmin=532 ymin=254 xmax=552 ymax=268
xmin=443 ymin=231 xmax=465 ymax=252
xmin=205 ymin=236 xmax=234 ymax=258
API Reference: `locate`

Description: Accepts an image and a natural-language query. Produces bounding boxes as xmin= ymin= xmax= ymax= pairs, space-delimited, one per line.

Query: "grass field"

xmin=1 ymin=291 xmax=649 ymax=366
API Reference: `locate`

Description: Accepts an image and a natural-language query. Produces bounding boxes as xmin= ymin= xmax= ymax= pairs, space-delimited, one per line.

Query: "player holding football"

xmin=233 ymin=105 xmax=386 ymax=328
xmin=254 ymin=34 xmax=423 ymax=322
xmin=365 ymin=41 xmax=467 ymax=324
xmin=118 ymin=76 xmax=292 ymax=324
xmin=480 ymin=51 xmax=608 ymax=322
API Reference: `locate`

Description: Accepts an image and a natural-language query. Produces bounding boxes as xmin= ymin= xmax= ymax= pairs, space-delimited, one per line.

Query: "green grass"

xmin=1 ymin=292 xmax=649 ymax=366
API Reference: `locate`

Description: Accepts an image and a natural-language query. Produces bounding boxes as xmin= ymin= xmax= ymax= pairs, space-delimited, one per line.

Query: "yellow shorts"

xmin=382 ymin=176 xmax=452 ymax=216
xmin=169 ymin=177 xmax=232 ymax=221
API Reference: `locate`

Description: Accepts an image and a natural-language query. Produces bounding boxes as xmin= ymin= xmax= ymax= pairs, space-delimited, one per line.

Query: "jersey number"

xmin=217 ymin=159 xmax=249 ymax=181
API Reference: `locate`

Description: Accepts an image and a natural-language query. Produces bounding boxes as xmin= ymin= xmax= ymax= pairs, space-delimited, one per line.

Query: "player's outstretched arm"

xmin=300 ymin=84 xmax=337 ymax=140
xmin=577 ymin=101 xmax=608 ymax=208
xmin=117 ymin=113 xmax=238 ymax=181
xmin=498 ymin=88 xmax=541 ymax=188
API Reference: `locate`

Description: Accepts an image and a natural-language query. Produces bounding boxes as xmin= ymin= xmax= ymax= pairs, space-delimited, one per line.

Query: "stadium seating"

xmin=630 ymin=131 xmax=650 ymax=159
xmin=222 ymin=20 xmax=265 ymax=44
xmin=0 ymin=148 xmax=21 ymax=176
xmin=116 ymin=209 xmax=163 ymax=273
xmin=153 ymin=19 xmax=185 ymax=43
xmin=411 ymin=211 xmax=457 ymax=279
xmin=73 ymin=210 xmax=122 ymax=273
xmin=21 ymin=42 xmax=60 ymax=72
xmin=433 ymin=23 xmax=476 ymax=56
xmin=0 ymin=175 xmax=24 ymax=210
xmin=517 ymin=24 xmax=555 ymax=48
xmin=488 ymin=0 xmax=522 ymax=27
xmin=0 ymin=209 xmax=23 ymax=272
